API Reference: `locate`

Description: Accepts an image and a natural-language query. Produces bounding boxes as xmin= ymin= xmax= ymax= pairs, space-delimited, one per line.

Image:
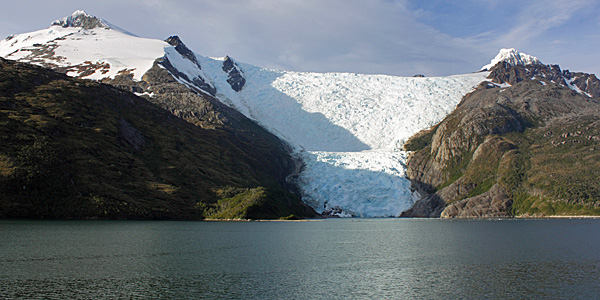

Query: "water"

xmin=1 ymin=218 xmax=599 ymax=299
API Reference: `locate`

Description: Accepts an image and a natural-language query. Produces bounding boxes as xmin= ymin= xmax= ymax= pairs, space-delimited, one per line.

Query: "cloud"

xmin=0 ymin=0 xmax=598 ymax=76
xmin=493 ymin=0 xmax=590 ymax=49
xmin=122 ymin=0 xmax=487 ymax=76
xmin=480 ymin=0 xmax=599 ymax=74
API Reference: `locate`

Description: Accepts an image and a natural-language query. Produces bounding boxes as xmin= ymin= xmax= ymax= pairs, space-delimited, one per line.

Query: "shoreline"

xmin=515 ymin=215 xmax=600 ymax=219
xmin=202 ymin=218 xmax=323 ymax=222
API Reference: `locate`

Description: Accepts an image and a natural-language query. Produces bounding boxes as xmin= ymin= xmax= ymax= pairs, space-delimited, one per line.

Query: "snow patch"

xmin=565 ymin=78 xmax=592 ymax=97
xmin=134 ymin=91 xmax=154 ymax=97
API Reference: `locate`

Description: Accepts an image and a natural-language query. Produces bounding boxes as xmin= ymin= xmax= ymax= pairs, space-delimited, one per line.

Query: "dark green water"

xmin=1 ymin=218 xmax=599 ymax=299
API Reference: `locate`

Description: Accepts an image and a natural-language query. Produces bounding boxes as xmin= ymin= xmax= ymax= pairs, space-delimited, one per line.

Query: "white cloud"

xmin=493 ymin=0 xmax=590 ymax=49
xmin=481 ymin=0 xmax=599 ymax=74
xmin=0 ymin=0 xmax=598 ymax=76
xmin=132 ymin=0 xmax=487 ymax=76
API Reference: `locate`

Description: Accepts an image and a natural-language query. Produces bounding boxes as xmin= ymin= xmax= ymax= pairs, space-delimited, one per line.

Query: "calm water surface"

xmin=1 ymin=218 xmax=599 ymax=299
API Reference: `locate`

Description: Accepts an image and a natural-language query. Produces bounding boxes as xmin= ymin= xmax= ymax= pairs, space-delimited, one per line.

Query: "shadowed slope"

xmin=0 ymin=58 xmax=315 ymax=219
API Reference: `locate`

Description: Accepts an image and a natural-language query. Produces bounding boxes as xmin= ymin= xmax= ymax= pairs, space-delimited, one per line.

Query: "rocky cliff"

xmin=402 ymin=62 xmax=600 ymax=218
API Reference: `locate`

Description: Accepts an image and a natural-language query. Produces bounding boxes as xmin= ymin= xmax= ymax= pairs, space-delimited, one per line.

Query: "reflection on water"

xmin=1 ymin=219 xmax=599 ymax=299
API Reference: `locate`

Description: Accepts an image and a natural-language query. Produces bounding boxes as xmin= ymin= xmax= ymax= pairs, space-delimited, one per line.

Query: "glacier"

xmin=0 ymin=11 xmax=490 ymax=216
xmin=196 ymin=58 xmax=488 ymax=216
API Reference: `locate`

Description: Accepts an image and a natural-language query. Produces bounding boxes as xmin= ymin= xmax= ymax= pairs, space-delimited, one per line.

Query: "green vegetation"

xmin=403 ymin=126 xmax=436 ymax=152
xmin=206 ymin=187 xmax=269 ymax=219
xmin=205 ymin=186 xmax=303 ymax=220
xmin=466 ymin=177 xmax=495 ymax=198
xmin=516 ymin=119 xmax=600 ymax=214
xmin=512 ymin=193 xmax=600 ymax=216
xmin=440 ymin=121 xmax=600 ymax=215
xmin=0 ymin=58 xmax=314 ymax=220
xmin=437 ymin=150 xmax=473 ymax=191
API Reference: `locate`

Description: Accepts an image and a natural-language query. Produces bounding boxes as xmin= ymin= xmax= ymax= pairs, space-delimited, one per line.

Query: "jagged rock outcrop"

xmin=403 ymin=62 xmax=600 ymax=218
xmin=222 ymin=56 xmax=246 ymax=92
xmin=104 ymin=59 xmax=247 ymax=130
xmin=51 ymin=10 xmax=109 ymax=30
xmin=161 ymin=36 xmax=217 ymax=96
xmin=489 ymin=61 xmax=600 ymax=98
xmin=165 ymin=36 xmax=200 ymax=67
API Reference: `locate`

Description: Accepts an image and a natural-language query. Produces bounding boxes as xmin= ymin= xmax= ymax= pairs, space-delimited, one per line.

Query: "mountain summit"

xmin=481 ymin=48 xmax=542 ymax=71
xmin=51 ymin=10 xmax=110 ymax=30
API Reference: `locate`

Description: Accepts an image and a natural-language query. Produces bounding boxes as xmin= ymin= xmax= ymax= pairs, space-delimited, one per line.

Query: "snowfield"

xmin=0 ymin=26 xmax=167 ymax=81
xmin=0 ymin=12 xmax=491 ymax=216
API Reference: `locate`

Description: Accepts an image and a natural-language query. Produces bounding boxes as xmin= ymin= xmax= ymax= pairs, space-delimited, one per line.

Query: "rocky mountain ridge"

xmin=402 ymin=57 xmax=600 ymax=217
xmin=488 ymin=60 xmax=600 ymax=98
xmin=51 ymin=10 xmax=111 ymax=30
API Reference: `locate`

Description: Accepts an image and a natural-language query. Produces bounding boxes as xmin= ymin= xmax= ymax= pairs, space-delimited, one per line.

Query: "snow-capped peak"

xmin=481 ymin=48 xmax=542 ymax=71
xmin=51 ymin=10 xmax=110 ymax=30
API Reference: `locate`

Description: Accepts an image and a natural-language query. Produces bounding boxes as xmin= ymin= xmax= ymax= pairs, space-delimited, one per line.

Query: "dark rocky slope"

xmin=0 ymin=58 xmax=315 ymax=219
xmin=402 ymin=63 xmax=600 ymax=218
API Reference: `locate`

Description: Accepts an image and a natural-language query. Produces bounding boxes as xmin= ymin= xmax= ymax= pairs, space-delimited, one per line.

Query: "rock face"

xmin=439 ymin=184 xmax=512 ymax=218
xmin=164 ymin=36 xmax=200 ymax=67
xmin=222 ymin=56 xmax=246 ymax=92
xmin=162 ymin=36 xmax=217 ymax=96
xmin=489 ymin=61 xmax=600 ymax=98
xmin=402 ymin=62 xmax=600 ymax=218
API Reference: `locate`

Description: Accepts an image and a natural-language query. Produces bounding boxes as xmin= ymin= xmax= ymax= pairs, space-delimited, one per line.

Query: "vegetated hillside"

xmin=402 ymin=63 xmax=600 ymax=217
xmin=0 ymin=58 xmax=315 ymax=219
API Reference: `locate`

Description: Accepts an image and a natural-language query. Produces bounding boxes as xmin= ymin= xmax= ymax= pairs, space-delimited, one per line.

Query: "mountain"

xmin=402 ymin=49 xmax=600 ymax=217
xmin=0 ymin=11 xmax=316 ymax=219
xmin=2 ymin=12 xmax=598 ymax=218
xmin=0 ymin=57 xmax=316 ymax=219
xmin=0 ymin=10 xmax=485 ymax=217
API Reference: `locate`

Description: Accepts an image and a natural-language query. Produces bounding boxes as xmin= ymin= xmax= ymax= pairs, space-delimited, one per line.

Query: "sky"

xmin=1 ymin=0 xmax=598 ymax=77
